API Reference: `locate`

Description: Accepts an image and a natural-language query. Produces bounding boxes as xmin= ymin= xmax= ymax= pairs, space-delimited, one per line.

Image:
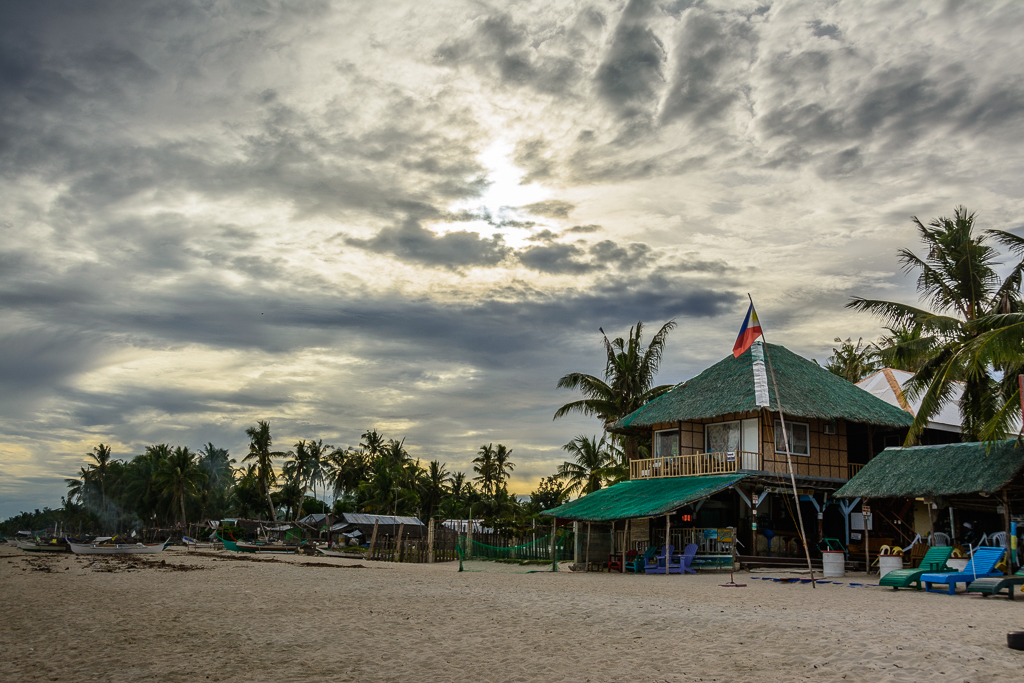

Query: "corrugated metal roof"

xmin=611 ymin=342 xmax=913 ymax=432
xmin=338 ymin=513 xmax=425 ymax=527
xmin=856 ymin=368 xmax=963 ymax=432
xmin=835 ymin=440 xmax=1024 ymax=499
xmin=539 ymin=474 xmax=747 ymax=522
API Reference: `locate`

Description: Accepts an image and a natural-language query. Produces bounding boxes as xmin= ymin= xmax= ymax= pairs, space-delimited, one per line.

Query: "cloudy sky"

xmin=2 ymin=0 xmax=1024 ymax=518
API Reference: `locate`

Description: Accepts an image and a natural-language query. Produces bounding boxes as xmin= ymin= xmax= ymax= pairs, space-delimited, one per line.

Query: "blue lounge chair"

xmin=676 ymin=543 xmax=698 ymax=574
xmin=920 ymin=546 xmax=1005 ymax=594
xmin=645 ymin=544 xmax=675 ymax=574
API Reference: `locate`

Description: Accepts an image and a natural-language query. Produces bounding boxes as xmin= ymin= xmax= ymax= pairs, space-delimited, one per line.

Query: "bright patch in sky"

xmin=443 ymin=140 xmax=552 ymax=247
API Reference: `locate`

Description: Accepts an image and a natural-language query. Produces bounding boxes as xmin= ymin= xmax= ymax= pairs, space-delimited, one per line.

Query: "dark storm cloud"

xmin=595 ymin=0 xmax=666 ymax=119
xmin=522 ymin=200 xmax=575 ymax=219
xmin=433 ymin=12 xmax=584 ymax=95
xmin=345 ymin=218 xmax=511 ymax=270
xmin=518 ymin=243 xmax=595 ymax=274
xmin=660 ymin=10 xmax=755 ymax=126
xmin=757 ymin=56 xmax=1024 ymax=171
xmin=589 ymin=240 xmax=652 ymax=269
xmin=807 ymin=20 xmax=841 ymax=40
xmin=517 ymin=238 xmax=654 ymax=274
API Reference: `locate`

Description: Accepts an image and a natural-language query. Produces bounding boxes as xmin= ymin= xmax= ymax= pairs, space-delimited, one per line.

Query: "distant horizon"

xmin=4 ymin=0 xmax=1024 ymax=518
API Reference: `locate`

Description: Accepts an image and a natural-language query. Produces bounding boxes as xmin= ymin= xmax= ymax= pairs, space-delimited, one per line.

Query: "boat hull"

xmin=235 ymin=543 xmax=298 ymax=554
xmin=16 ymin=541 xmax=69 ymax=553
xmin=68 ymin=540 xmax=169 ymax=555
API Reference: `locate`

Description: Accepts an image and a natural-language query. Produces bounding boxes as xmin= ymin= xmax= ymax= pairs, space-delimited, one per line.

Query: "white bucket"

xmin=878 ymin=555 xmax=903 ymax=579
xmin=822 ymin=550 xmax=845 ymax=578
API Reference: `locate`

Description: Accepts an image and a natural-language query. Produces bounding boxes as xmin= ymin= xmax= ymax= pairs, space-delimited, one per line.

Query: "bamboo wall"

xmin=649 ymin=412 xmax=850 ymax=480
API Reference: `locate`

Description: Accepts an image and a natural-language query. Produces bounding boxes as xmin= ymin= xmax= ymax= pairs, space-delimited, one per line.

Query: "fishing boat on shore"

xmin=234 ymin=540 xmax=299 ymax=554
xmin=16 ymin=539 xmax=69 ymax=553
xmin=182 ymin=535 xmax=222 ymax=550
xmin=68 ymin=539 xmax=170 ymax=555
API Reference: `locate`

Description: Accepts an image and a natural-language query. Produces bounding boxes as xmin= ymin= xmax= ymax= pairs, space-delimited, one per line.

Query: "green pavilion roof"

xmin=610 ymin=342 xmax=913 ymax=433
xmin=539 ymin=474 xmax=746 ymax=522
xmin=835 ymin=440 xmax=1024 ymax=499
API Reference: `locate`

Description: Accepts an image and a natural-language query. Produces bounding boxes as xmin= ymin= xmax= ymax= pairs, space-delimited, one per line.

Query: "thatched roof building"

xmin=610 ymin=343 xmax=912 ymax=434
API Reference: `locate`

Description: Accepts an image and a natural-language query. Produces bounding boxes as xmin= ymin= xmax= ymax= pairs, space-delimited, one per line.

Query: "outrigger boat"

xmin=68 ymin=539 xmax=171 ymax=555
xmin=234 ymin=541 xmax=299 ymax=554
xmin=16 ymin=539 xmax=69 ymax=553
xmin=182 ymin=535 xmax=222 ymax=550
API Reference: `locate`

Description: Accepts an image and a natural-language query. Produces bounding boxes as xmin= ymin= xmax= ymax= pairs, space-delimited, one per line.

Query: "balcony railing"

xmin=848 ymin=463 xmax=865 ymax=479
xmin=629 ymin=451 xmax=760 ymax=480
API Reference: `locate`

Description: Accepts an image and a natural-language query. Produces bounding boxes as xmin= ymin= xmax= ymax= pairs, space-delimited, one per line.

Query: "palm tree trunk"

xmin=623 ymin=435 xmax=640 ymax=462
xmin=179 ymin=488 xmax=187 ymax=527
xmin=265 ymin=483 xmax=277 ymax=522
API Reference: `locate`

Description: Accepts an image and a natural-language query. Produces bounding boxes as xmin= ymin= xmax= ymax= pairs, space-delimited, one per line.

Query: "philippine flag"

xmin=732 ymin=302 xmax=763 ymax=358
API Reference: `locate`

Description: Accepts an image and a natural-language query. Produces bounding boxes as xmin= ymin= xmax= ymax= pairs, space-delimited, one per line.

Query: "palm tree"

xmin=243 ymin=420 xmax=283 ymax=521
xmin=823 ymin=337 xmax=879 ymax=383
xmin=197 ymin=443 xmax=234 ymax=521
xmin=155 ymin=446 xmax=206 ymax=526
xmin=492 ymin=444 xmax=514 ymax=494
xmin=848 ymin=206 xmax=1024 ymax=442
xmin=557 ymin=435 xmax=614 ymax=496
xmin=304 ymin=439 xmax=331 ymax=513
xmin=419 ymin=460 xmax=450 ymax=521
xmin=554 ymin=320 xmax=677 ymax=460
xmin=473 ymin=444 xmax=496 ymax=496
xmin=123 ymin=444 xmax=171 ymax=525
xmin=875 ymin=324 xmax=930 ymax=373
xmin=86 ymin=444 xmax=113 ymax=509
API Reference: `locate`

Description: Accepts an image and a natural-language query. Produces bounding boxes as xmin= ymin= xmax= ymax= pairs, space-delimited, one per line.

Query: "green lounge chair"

xmin=626 ymin=546 xmax=658 ymax=573
xmin=878 ymin=545 xmax=953 ymax=590
xmin=968 ymin=567 xmax=1024 ymax=600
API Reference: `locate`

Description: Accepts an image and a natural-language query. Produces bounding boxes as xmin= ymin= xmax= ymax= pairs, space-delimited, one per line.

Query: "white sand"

xmin=2 ymin=545 xmax=1023 ymax=682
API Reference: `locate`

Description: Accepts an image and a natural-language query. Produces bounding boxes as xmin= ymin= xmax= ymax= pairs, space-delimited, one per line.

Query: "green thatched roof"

xmin=835 ymin=440 xmax=1024 ymax=499
xmin=539 ymin=474 xmax=746 ymax=522
xmin=610 ymin=342 xmax=913 ymax=433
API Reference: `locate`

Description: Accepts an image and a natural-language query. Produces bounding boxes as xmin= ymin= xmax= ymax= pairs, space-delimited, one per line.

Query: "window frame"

xmin=653 ymin=428 xmax=679 ymax=459
xmin=773 ymin=419 xmax=810 ymax=457
xmin=704 ymin=420 xmax=742 ymax=454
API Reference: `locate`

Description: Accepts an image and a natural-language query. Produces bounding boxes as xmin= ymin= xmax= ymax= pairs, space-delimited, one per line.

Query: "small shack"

xmin=329 ymin=513 xmax=427 ymax=540
xmin=835 ymin=439 xmax=1024 ymax=570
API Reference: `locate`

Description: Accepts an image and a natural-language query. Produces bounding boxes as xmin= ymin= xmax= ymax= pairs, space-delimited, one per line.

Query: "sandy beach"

xmin=1 ymin=545 xmax=1022 ymax=682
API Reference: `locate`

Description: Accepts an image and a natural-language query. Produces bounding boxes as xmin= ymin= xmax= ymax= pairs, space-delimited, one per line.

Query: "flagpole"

xmin=748 ymin=294 xmax=817 ymax=588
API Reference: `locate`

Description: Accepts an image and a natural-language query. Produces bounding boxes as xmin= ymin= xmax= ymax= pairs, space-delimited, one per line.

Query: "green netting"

xmin=458 ymin=533 xmax=574 ymax=562
xmin=540 ymin=474 xmax=747 ymax=522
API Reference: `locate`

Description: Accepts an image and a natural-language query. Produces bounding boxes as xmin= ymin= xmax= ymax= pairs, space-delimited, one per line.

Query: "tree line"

xmin=7 ymin=205 xmax=1019 ymax=536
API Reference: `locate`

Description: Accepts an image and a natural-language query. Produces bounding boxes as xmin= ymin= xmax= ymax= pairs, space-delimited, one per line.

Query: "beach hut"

xmin=543 ymin=341 xmax=913 ymax=570
xmin=835 ymin=439 xmax=1024 ymax=572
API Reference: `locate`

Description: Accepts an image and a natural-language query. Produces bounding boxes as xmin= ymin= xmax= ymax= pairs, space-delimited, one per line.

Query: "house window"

xmin=654 ymin=429 xmax=679 ymax=459
xmin=706 ymin=421 xmax=741 ymax=454
xmin=774 ymin=420 xmax=809 ymax=456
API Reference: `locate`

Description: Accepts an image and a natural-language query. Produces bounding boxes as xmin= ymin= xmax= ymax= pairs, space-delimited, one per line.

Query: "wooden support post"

xmin=395 ymin=523 xmax=405 ymax=563
xmin=863 ymin=500 xmax=870 ymax=575
xmin=751 ymin=489 xmax=758 ymax=557
xmin=1003 ymin=491 xmax=1014 ymax=574
xmin=466 ymin=515 xmax=473 ymax=559
xmin=665 ymin=513 xmax=671 ymax=576
xmin=622 ymin=519 xmax=629 ymax=573
xmin=573 ymin=521 xmax=579 ymax=565
xmin=585 ymin=522 xmax=592 ymax=572
xmin=550 ymin=517 xmax=558 ymax=571
xmin=427 ymin=518 xmax=435 ymax=564
xmin=367 ymin=520 xmax=379 ymax=560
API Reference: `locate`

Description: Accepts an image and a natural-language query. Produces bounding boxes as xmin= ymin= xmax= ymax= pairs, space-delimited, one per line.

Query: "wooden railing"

xmin=629 ymin=451 xmax=760 ymax=480
xmin=848 ymin=463 xmax=865 ymax=479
